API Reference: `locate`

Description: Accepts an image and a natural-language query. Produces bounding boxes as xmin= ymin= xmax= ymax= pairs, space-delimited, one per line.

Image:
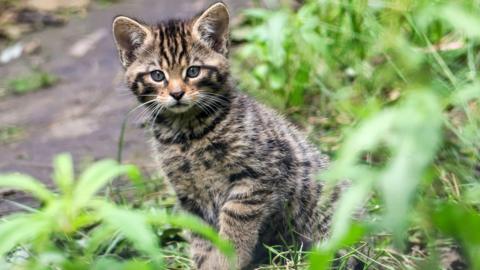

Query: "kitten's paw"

xmin=195 ymin=250 xmax=231 ymax=270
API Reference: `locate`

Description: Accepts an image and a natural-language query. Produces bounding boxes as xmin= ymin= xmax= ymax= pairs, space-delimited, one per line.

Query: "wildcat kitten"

xmin=112 ymin=2 xmax=343 ymax=269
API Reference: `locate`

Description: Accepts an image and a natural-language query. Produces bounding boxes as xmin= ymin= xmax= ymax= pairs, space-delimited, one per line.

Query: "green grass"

xmin=6 ymin=70 xmax=57 ymax=95
xmin=0 ymin=126 xmax=24 ymax=144
xmin=1 ymin=0 xmax=479 ymax=269
xmin=94 ymin=0 xmax=122 ymax=8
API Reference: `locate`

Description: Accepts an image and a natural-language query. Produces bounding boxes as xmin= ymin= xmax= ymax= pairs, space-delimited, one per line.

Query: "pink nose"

xmin=170 ymin=91 xmax=185 ymax=101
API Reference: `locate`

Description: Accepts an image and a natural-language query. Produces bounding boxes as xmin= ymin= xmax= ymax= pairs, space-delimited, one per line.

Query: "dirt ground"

xmin=0 ymin=0 xmax=251 ymax=215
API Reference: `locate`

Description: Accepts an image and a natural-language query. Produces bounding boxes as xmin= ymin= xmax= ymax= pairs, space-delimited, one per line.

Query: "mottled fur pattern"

xmin=113 ymin=3 xmax=343 ymax=269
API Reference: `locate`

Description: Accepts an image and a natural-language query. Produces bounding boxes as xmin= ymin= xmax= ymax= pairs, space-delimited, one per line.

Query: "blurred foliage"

xmin=232 ymin=0 xmax=480 ymax=269
xmin=0 ymin=125 xmax=23 ymax=144
xmin=0 ymin=154 xmax=234 ymax=270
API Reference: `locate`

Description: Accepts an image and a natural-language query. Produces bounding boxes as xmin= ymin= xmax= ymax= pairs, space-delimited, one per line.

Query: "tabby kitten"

xmin=113 ymin=3 xmax=342 ymax=269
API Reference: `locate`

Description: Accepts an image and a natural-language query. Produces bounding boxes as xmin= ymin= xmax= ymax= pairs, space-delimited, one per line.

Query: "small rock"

xmin=0 ymin=42 xmax=24 ymax=64
xmin=0 ymin=41 xmax=41 ymax=64
xmin=345 ymin=67 xmax=356 ymax=78
xmin=388 ymin=89 xmax=401 ymax=101
xmin=26 ymin=0 xmax=91 ymax=12
xmin=0 ymin=10 xmax=17 ymax=25
xmin=23 ymin=40 xmax=41 ymax=54
xmin=16 ymin=9 xmax=66 ymax=27
xmin=69 ymin=28 xmax=107 ymax=58
xmin=1 ymin=24 xmax=32 ymax=40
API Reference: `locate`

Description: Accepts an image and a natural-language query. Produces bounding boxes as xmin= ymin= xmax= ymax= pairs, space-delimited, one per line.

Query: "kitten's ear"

xmin=112 ymin=16 xmax=151 ymax=67
xmin=192 ymin=2 xmax=230 ymax=55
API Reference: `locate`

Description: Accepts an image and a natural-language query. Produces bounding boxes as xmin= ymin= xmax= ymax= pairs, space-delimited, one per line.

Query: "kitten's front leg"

xmin=192 ymin=240 xmax=230 ymax=270
xmin=190 ymin=236 xmax=229 ymax=270
xmin=199 ymin=186 xmax=277 ymax=270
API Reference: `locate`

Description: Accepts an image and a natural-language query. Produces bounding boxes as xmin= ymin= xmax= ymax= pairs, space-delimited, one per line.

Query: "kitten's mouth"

xmin=168 ymin=101 xmax=192 ymax=113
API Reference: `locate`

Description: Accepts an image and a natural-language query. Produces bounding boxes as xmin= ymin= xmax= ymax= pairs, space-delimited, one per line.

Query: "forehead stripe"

xmin=178 ymin=36 xmax=188 ymax=63
xmin=146 ymin=20 xmax=194 ymax=69
xmin=159 ymin=27 xmax=172 ymax=67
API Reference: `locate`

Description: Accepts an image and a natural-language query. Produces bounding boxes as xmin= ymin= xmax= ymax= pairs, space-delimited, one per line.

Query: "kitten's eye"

xmin=186 ymin=66 xmax=201 ymax=78
xmin=150 ymin=70 xmax=165 ymax=82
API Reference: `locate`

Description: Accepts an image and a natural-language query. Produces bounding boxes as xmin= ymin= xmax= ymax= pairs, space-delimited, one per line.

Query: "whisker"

xmin=144 ymin=104 xmax=158 ymax=127
xmin=139 ymin=102 xmax=160 ymax=122
xmin=131 ymin=100 xmax=158 ymax=123
xmin=194 ymin=100 xmax=213 ymax=116
xmin=198 ymin=94 xmax=230 ymax=114
xmin=199 ymin=100 xmax=218 ymax=115
xmin=198 ymin=92 xmax=229 ymax=101
xmin=194 ymin=95 xmax=217 ymax=114
xmin=129 ymin=99 xmax=157 ymax=115
xmin=197 ymin=91 xmax=229 ymax=99
xmin=134 ymin=105 xmax=152 ymax=124
xmin=199 ymin=93 xmax=230 ymax=105
xmin=150 ymin=104 xmax=166 ymax=127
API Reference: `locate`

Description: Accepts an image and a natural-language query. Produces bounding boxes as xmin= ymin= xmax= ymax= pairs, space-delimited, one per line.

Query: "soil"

xmin=0 ymin=0 xmax=251 ymax=215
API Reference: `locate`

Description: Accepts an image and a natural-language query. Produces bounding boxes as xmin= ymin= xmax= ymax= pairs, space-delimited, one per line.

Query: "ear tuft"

xmin=112 ymin=16 xmax=150 ymax=67
xmin=192 ymin=2 xmax=230 ymax=54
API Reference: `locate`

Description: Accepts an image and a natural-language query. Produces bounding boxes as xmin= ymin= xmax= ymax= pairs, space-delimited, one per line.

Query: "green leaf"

xmin=441 ymin=4 xmax=480 ymax=39
xmin=308 ymin=249 xmax=333 ymax=270
xmin=0 ymin=174 xmax=54 ymax=202
xmin=465 ymin=184 xmax=480 ymax=204
xmin=93 ymin=258 xmax=123 ymax=270
xmin=242 ymin=8 xmax=271 ymax=20
xmin=328 ymin=181 xmax=372 ymax=247
xmin=123 ymin=164 xmax=146 ymax=194
xmin=265 ymin=12 xmax=289 ymax=67
xmin=148 ymin=210 xmax=235 ymax=260
xmin=93 ymin=258 xmax=153 ymax=270
xmin=450 ymin=82 xmax=480 ymax=105
xmin=73 ymin=160 xmax=128 ymax=209
xmin=121 ymin=261 xmax=153 ymax=270
xmin=309 ymin=223 xmax=365 ymax=270
xmin=0 ymin=214 xmax=48 ymax=256
xmin=98 ymin=203 xmax=162 ymax=264
xmin=84 ymin=225 xmax=117 ymax=256
xmin=269 ymin=69 xmax=286 ymax=90
xmin=432 ymin=203 xmax=480 ymax=245
xmin=432 ymin=203 xmax=480 ymax=269
xmin=289 ymin=65 xmax=309 ymax=107
xmin=53 ymin=153 xmax=75 ymax=195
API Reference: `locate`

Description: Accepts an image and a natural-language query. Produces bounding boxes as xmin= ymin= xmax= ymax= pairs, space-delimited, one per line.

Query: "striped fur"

xmin=113 ymin=3 xmax=344 ymax=269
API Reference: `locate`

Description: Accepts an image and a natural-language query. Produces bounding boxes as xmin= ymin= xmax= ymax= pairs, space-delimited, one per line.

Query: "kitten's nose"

xmin=170 ymin=90 xmax=185 ymax=101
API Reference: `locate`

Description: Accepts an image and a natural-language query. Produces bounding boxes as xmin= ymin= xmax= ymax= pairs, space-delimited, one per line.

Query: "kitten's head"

xmin=112 ymin=2 xmax=230 ymax=114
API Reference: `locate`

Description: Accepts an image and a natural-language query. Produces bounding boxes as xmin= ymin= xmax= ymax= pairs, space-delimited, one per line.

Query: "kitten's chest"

xmin=156 ymin=141 xmax=234 ymax=224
